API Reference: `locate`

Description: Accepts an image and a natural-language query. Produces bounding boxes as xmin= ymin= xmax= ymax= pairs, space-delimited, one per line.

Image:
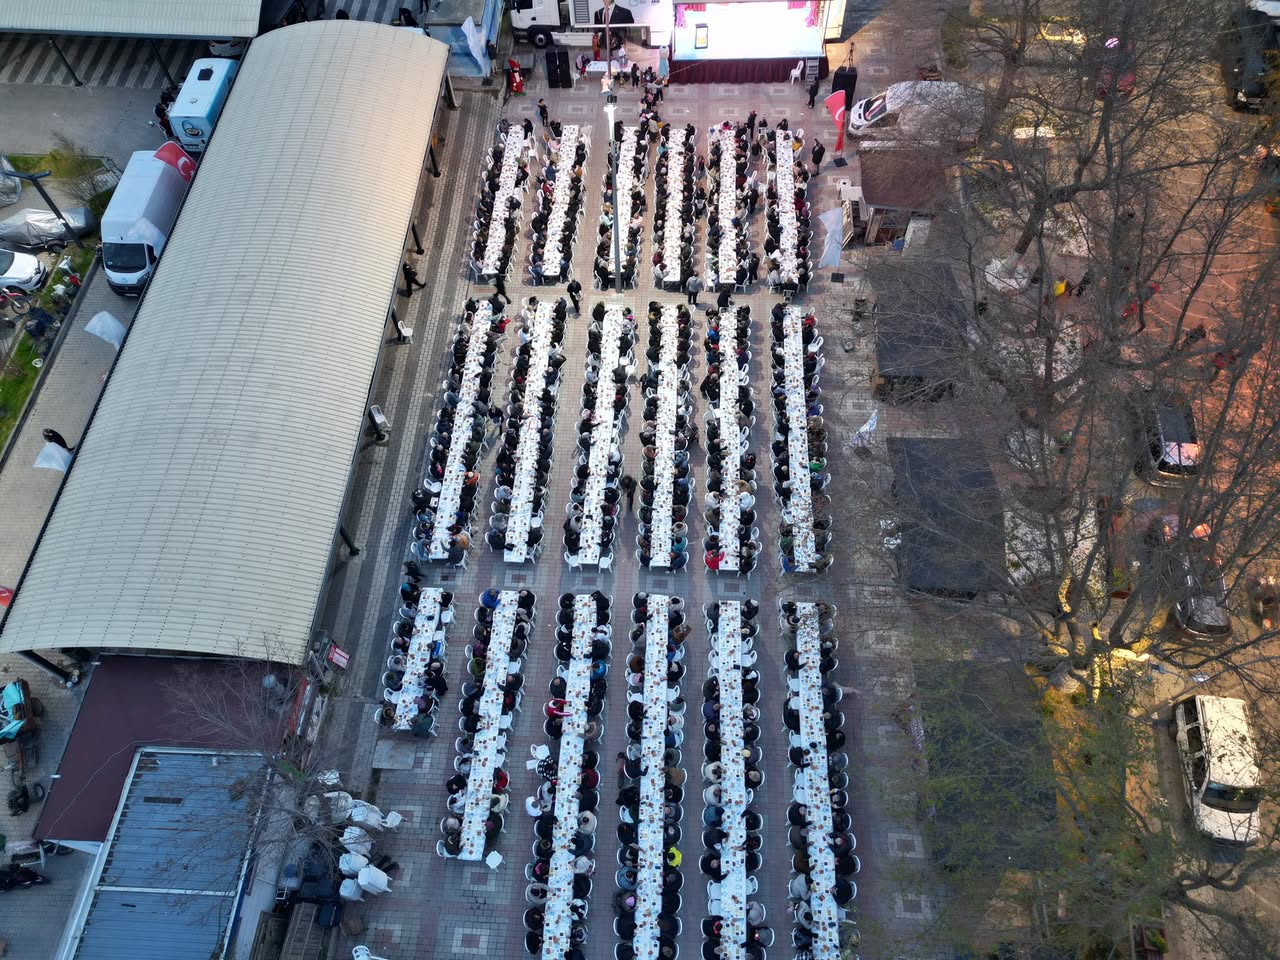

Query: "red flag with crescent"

xmin=825 ymin=89 xmax=846 ymax=153
xmin=154 ymin=141 xmax=196 ymax=183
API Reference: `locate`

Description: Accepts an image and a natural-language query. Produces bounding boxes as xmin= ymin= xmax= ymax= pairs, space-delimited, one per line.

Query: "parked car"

xmin=1147 ymin=515 xmax=1232 ymax=638
xmin=0 ymin=247 xmax=48 ymax=292
xmin=1219 ymin=7 xmax=1278 ymax=110
xmin=0 ymin=207 xmax=95 ymax=251
xmin=1169 ymin=695 xmax=1261 ymax=844
xmin=1131 ymin=387 xmax=1199 ymax=485
xmin=1095 ymin=35 xmax=1137 ymax=98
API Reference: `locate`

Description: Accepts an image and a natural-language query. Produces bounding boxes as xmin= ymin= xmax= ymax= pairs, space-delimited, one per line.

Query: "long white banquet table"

xmin=539 ymin=594 xmax=598 ymax=960
xmin=613 ymin=125 xmax=646 ymax=259
xmin=708 ymin=307 xmax=750 ymax=573
xmin=659 ymin=129 xmax=694 ymax=286
xmin=772 ymin=131 xmax=802 ymax=285
xmin=711 ymin=600 xmax=749 ymax=960
xmin=479 ymin=126 xmax=529 ymax=277
xmin=575 ymin=304 xmax=632 ymax=565
xmin=646 ymin=305 xmax=685 ymax=568
xmin=538 ymin=124 xmax=583 ymax=282
xmin=634 ymin=594 xmax=674 ymax=960
xmin=504 ymin=301 xmax=560 ymax=563
xmin=391 ymin=587 xmax=447 ymax=730
xmin=458 ymin=590 xmax=522 ymax=860
xmin=794 ymin=602 xmax=841 ymax=958
xmin=428 ymin=302 xmax=496 ymax=560
xmin=707 ymin=124 xmax=742 ymax=289
xmin=778 ymin=305 xmax=819 ymax=571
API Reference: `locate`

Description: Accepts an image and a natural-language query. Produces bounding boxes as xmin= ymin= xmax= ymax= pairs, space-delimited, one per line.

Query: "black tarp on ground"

xmin=873 ymin=262 xmax=965 ymax=400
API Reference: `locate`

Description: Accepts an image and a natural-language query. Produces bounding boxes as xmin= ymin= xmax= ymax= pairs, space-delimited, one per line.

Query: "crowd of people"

xmin=595 ymin=122 xmax=649 ymax=288
xmin=470 ymin=117 xmax=531 ymax=281
xmin=764 ymin=128 xmax=814 ymax=293
xmin=438 ymin=589 xmax=535 ymax=858
xmin=702 ymin=304 xmax=761 ymax=574
xmin=780 ymin=601 xmax=860 ymax=957
xmin=652 ymin=125 xmax=698 ymax=291
xmin=412 ymin=299 xmax=507 ymax=566
xmin=636 ymin=303 xmax=694 ymax=569
xmin=703 ymin=121 xmax=752 ymax=293
xmin=529 ymin=122 xmax=587 ymax=285
xmin=564 ymin=304 xmax=637 ymax=564
xmin=383 ymin=583 xmax=454 ymax=736
xmin=487 ymin=297 xmax=569 ymax=557
xmin=613 ymin=593 xmax=688 ymax=960
xmin=520 ymin=591 xmax=612 ymax=957
xmin=770 ymin=304 xmax=834 ymax=573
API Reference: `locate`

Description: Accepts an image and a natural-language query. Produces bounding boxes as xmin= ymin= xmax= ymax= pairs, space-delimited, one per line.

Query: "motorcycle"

xmin=0 ymin=865 xmax=49 ymax=892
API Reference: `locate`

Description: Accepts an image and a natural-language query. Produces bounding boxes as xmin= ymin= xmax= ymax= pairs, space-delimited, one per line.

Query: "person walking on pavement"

xmin=538 ymin=98 xmax=550 ymax=128
xmin=621 ymin=475 xmax=637 ymax=513
xmin=401 ymin=261 xmax=427 ymax=296
xmin=746 ymin=110 xmax=757 ymax=141
xmin=494 ymin=274 xmax=512 ymax=305
xmin=685 ymin=274 xmax=703 ymax=306
xmin=807 ymin=76 xmax=820 ymax=109
xmin=810 ymin=139 xmax=825 ymax=175
xmin=716 ymin=287 xmax=732 ymax=310
xmin=567 ymin=278 xmax=583 ymax=314
xmin=42 ymin=428 xmax=73 ymax=452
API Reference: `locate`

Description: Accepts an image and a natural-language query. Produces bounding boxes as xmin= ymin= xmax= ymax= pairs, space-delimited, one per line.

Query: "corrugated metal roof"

xmin=0 ymin=0 xmax=262 ymax=38
xmin=70 ymin=749 xmax=264 ymax=960
xmin=0 ymin=22 xmax=449 ymax=664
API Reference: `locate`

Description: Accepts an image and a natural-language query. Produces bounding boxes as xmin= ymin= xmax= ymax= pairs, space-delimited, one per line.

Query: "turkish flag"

xmin=825 ymin=90 xmax=847 ymax=153
xmin=154 ymin=141 xmax=196 ymax=183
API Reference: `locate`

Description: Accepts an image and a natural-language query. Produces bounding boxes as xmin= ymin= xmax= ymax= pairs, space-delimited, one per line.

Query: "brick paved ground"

xmin=320 ymin=5 xmax=957 ymax=957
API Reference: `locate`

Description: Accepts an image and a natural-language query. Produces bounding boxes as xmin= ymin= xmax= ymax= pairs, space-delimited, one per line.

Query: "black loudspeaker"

xmin=831 ymin=65 xmax=858 ymax=106
xmin=557 ymin=50 xmax=571 ymax=87
xmin=546 ymin=51 xmax=562 ymax=88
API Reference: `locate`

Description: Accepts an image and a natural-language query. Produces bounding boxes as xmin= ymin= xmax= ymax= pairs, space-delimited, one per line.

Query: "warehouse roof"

xmin=0 ymin=0 xmax=261 ymax=38
xmin=0 ymin=22 xmax=449 ymax=663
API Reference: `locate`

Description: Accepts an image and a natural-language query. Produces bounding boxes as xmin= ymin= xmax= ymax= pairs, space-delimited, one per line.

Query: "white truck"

xmin=100 ymin=151 xmax=190 ymax=296
xmin=167 ymin=58 xmax=238 ymax=155
xmin=510 ymin=0 xmax=672 ymax=49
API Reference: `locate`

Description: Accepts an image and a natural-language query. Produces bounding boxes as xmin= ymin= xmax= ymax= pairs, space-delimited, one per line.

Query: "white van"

xmin=100 ymin=151 xmax=190 ymax=295
xmin=1169 ymin=695 xmax=1262 ymax=845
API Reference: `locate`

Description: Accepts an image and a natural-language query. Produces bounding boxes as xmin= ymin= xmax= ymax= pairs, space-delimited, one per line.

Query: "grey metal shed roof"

xmin=67 ymin=749 xmax=264 ymax=960
xmin=0 ymin=0 xmax=261 ymax=38
xmin=0 ymin=22 xmax=449 ymax=664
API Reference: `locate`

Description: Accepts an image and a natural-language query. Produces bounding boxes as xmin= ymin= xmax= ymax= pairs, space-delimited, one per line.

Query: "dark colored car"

xmin=1219 ymin=8 xmax=1278 ymax=110
xmin=1147 ymin=516 xmax=1232 ymax=639
xmin=1132 ymin=388 xmax=1199 ymax=485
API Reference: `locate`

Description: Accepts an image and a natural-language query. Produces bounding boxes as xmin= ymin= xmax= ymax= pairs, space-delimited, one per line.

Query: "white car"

xmin=0 ymin=247 xmax=48 ymax=292
xmin=849 ymin=92 xmax=892 ymax=129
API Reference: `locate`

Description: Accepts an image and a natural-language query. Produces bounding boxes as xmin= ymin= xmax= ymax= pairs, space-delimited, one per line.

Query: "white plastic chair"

xmin=339 ymin=878 xmax=364 ymax=901
xmin=380 ymin=810 xmax=405 ymax=830
xmin=358 ymin=864 xmax=392 ymax=895
xmin=352 ymin=947 xmax=392 ymax=960
xmin=789 ymin=60 xmax=805 ymax=84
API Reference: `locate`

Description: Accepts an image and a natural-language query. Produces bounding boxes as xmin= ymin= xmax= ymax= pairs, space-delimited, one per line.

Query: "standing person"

xmin=807 ymin=76 xmax=819 ymax=109
xmin=567 ymin=278 xmax=583 ymax=314
xmin=685 ymin=274 xmax=703 ymax=306
xmin=621 ymin=474 xmax=637 ymax=513
xmin=716 ymin=287 xmax=732 ymax=311
xmin=402 ymin=261 xmax=426 ymax=296
xmin=494 ymin=274 xmax=512 ymax=305
xmin=746 ymin=110 xmax=757 ymax=141
xmin=42 ymin=428 xmax=73 ymax=452
xmin=810 ymin=139 xmax=825 ymax=175
xmin=538 ymin=98 xmax=550 ymax=128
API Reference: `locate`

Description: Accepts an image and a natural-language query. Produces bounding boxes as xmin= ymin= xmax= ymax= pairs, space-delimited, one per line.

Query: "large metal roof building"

xmin=0 ymin=0 xmax=262 ymax=38
xmin=0 ymin=21 xmax=450 ymax=664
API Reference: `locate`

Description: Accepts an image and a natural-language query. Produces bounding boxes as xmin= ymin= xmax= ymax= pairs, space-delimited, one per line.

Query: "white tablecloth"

xmin=391 ymin=587 xmax=447 ymax=730
xmin=645 ymin=305 xmax=686 ymax=567
xmin=634 ymin=595 xmax=673 ymax=960
xmin=539 ymin=594 xmax=597 ymax=959
xmin=705 ymin=125 xmax=743 ymax=288
xmin=538 ymin=124 xmax=582 ymax=281
xmin=659 ymin=129 xmax=694 ymax=276
xmin=504 ymin=301 xmax=559 ymax=563
xmin=772 ymin=131 xmax=802 ymax=285
xmin=480 ymin=127 xmax=529 ymax=276
xmin=711 ymin=601 xmax=748 ymax=960
xmin=708 ymin=309 xmax=751 ymax=573
xmin=575 ymin=305 xmax=632 ymax=565
xmin=458 ymin=591 xmax=521 ymax=860
xmin=428 ymin=303 xmax=496 ymax=560
xmin=612 ymin=125 xmax=645 ymax=262
xmin=778 ymin=306 xmax=818 ymax=570
xmin=794 ymin=602 xmax=841 ymax=957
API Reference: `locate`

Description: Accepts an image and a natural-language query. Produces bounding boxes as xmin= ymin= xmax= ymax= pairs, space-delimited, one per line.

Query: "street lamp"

xmin=604 ymin=99 xmax=623 ymax=294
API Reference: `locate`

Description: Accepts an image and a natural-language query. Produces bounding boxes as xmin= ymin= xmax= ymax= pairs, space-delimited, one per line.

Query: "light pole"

xmin=604 ymin=100 xmax=623 ymax=294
